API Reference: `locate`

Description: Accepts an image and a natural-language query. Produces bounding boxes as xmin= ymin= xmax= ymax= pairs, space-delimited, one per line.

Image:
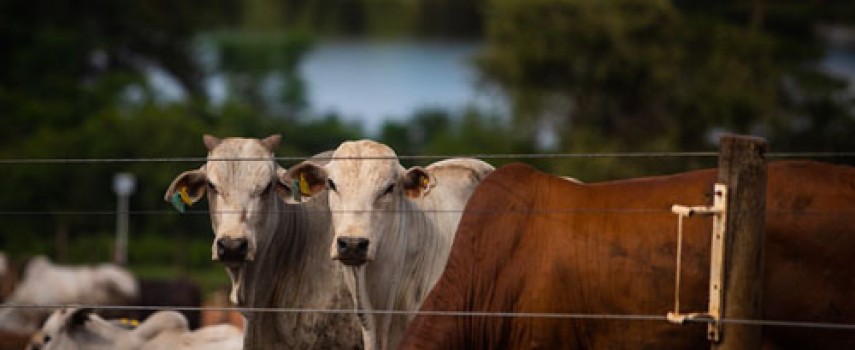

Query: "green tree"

xmin=0 ymin=0 xmax=238 ymax=147
xmin=378 ymin=107 xmax=542 ymax=169
xmin=478 ymin=0 xmax=855 ymax=178
xmin=0 ymin=0 xmax=364 ymax=269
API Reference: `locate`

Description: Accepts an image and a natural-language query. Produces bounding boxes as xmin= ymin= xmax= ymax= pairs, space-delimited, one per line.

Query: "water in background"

xmin=300 ymin=40 xmax=507 ymax=134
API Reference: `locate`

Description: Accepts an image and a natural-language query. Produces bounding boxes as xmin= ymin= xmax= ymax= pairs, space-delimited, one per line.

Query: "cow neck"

xmin=378 ymin=196 xmax=408 ymax=350
xmin=239 ymin=193 xmax=346 ymax=347
xmin=275 ymin=196 xmax=334 ymax=302
xmin=240 ymin=194 xmax=330 ymax=307
xmin=361 ymin=196 xmax=436 ymax=350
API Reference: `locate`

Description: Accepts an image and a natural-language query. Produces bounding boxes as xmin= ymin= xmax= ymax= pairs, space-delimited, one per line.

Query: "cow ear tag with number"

xmin=171 ymin=186 xmax=193 ymax=213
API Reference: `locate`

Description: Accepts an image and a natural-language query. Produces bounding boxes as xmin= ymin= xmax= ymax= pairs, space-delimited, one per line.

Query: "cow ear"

xmin=164 ymin=169 xmax=207 ymax=205
xmin=278 ymin=162 xmax=328 ymax=203
xmin=260 ymin=134 xmax=282 ymax=152
xmin=403 ymin=166 xmax=436 ymax=198
xmin=203 ymin=134 xmax=221 ymax=151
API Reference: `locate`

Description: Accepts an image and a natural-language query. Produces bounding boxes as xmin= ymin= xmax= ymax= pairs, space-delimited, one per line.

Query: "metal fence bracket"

xmin=667 ymin=183 xmax=728 ymax=343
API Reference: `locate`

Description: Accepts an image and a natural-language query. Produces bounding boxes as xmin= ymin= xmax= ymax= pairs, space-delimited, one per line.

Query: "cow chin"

xmin=217 ymin=254 xmax=254 ymax=268
xmin=334 ymin=255 xmax=372 ymax=267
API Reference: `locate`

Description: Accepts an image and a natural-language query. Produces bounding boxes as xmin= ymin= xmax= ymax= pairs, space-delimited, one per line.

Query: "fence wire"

xmin=0 ymin=152 xmax=716 ymax=164
xmin=2 ymin=303 xmax=854 ymax=331
xmin=0 ymin=151 xmax=854 ymax=165
xmin=1 ymin=151 xmax=853 ymax=333
xmin=0 ymin=208 xmax=853 ymax=217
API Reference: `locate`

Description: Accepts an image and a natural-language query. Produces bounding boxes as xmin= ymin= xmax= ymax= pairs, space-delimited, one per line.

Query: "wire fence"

xmin=2 ymin=151 xmax=854 ymax=334
xmin=1 ymin=151 xmax=855 ymax=164
xmin=2 ymin=303 xmax=855 ymax=331
xmin=1 ymin=208 xmax=854 ymax=217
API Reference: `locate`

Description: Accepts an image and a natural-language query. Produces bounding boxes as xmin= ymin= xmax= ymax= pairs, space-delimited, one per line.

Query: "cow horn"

xmin=203 ymin=135 xmax=222 ymax=151
xmin=261 ymin=134 xmax=282 ymax=152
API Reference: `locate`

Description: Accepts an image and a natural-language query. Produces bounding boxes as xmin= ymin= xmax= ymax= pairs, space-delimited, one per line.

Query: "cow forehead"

xmin=329 ymin=140 xmax=402 ymax=188
xmin=206 ymin=138 xmax=276 ymax=188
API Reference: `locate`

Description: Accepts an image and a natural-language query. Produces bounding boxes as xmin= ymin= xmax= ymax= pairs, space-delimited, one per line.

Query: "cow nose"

xmin=335 ymin=237 xmax=369 ymax=266
xmin=216 ymin=237 xmax=248 ymax=263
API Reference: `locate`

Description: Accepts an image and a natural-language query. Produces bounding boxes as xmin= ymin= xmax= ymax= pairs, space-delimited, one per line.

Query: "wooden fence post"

xmin=713 ymin=135 xmax=767 ymax=350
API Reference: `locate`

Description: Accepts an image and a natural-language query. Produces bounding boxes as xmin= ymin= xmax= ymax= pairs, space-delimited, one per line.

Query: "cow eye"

xmin=381 ymin=184 xmax=394 ymax=196
xmin=207 ymin=181 xmax=219 ymax=194
xmin=327 ymin=179 xmax=337 ymax=192
xmin=260 ymin=182 xmax=273 ymax=196
xmin=44 ymin=335 xmax=51 ymax=343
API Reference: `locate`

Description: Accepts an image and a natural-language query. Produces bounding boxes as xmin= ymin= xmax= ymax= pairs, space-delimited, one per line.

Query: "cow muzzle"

xmin=335 ymin=236 xmax=370 ymax=266
xmin=216 ymin=237 xmax=249 ymax=264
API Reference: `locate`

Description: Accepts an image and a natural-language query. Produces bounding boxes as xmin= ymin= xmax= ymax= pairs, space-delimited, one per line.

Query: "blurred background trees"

xmin=1 ymin=0 xmax=853 ymax=290
xmin=478 ymin=0 xmax=855 ymax=177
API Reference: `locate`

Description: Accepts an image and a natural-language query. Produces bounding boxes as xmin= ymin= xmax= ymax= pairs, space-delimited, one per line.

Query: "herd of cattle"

xmin=1 ymin=134 xmax=854 ymax=349
xmin=0 ymin=254 xmax=210 ymax=349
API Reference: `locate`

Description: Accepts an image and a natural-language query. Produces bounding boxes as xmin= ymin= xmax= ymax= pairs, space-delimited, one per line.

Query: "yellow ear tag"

xmin=171 ymin=186 xmax=193 ymax=213
xmin=299 ymin=173 xmax=311 ymax=196
xmin=421 ymin=176 xmax=430 ymax=188
xmin=178 ymin=186 xmax=193 ymax=205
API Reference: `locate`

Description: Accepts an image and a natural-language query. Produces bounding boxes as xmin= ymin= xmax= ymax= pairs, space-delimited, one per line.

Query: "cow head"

xmin=28 ymin=308 xmax=116 ymax=350
xmin=286 ymin=140 xmax=435 ymax=266
xmin=165 ymin=135 xmax=300 ymax=302
xmin=165 ymin=135 xmax=288 ymax=265
xmin=29 ymin=308 xmax=191 ymax=350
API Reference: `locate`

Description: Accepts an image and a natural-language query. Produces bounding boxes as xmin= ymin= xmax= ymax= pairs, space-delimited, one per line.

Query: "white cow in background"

xmin=26 ymin=308 xmax=242 ymax=350
xmin=0 ymin=256 xmax=138 ymax=334
xmin=287 ymin=140 xmax=494 ymax=350
xmin=164 ymin=135 xmax=361 ymax=349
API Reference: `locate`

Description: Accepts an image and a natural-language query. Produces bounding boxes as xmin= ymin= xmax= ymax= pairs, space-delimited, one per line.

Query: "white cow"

xmin=164 ymin=135 xmax=361 ymax=349
xmin=0 ymin=256 xmax=138 ymax=334
xmin=287 ymin=140 xmax=493 ymax=350
xmin=26 ymin=308 xmax=242 ymax=350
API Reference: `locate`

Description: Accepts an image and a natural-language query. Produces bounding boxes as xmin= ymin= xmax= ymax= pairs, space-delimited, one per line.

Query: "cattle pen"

xmin=2 ymin=134 xmax=855 ymax=349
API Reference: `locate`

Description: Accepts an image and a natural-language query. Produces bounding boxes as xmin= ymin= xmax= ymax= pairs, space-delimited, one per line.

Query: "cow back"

xmin=401 ymin=161 xmax=855 ymax=349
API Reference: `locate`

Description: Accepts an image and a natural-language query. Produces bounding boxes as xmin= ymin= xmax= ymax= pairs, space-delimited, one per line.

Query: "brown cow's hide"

xmin=0 ymin=331 xmax=31 ymax=350
xmin=400 ymin=161 xmax=855 ymax=349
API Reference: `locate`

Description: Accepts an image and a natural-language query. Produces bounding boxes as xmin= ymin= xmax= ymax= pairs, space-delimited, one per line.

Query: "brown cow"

xmin=399 ymin=161 xmax=855 ymax=349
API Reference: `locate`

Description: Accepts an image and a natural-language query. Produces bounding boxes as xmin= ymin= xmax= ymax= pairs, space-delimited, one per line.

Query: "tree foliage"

xmin=2 ymin=0 xmax=855 ymax=269
xmin=378 ymin=107 xmax=542 ymax=168
xmin=0 ymin=0 xmax=361 ymax=265
xmin=478 ymin=0 xmax=855 ymax=177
